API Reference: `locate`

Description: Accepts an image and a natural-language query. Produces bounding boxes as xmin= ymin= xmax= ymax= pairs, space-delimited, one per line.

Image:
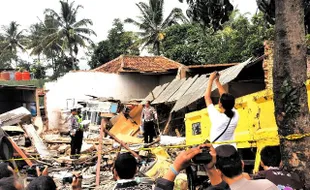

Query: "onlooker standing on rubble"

xmin=69 ymin=108 xmax=84 ymax=159
xmin=204 ymin=72 xmax=239 ymax=147
xmin=112 ymin=152 xmax=153 ymax=189
xmin=141 ymin=101 xmax=158 ymax=143
xmin=252 ymin=146 xmax=303 ymax=189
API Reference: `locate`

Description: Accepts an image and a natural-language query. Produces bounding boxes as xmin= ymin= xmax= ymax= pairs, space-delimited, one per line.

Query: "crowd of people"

xmin=0 ymin=162 xmax=82 ymax=190
xmin=0 ymin=72 xmax=304 ymax=189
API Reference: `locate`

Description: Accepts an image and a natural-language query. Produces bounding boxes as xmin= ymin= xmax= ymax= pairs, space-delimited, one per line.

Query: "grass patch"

xmin=0 ymin=79 xmax=48 ymax=88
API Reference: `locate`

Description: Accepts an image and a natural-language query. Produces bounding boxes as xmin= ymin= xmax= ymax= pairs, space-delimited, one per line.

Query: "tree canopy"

xmin=162 ymin=12 xmax=274 ymax=65
xmin=88 ymin=19 xmax=140 ymax=69
xmin=125 ymin=0 xmax=188 ymax=55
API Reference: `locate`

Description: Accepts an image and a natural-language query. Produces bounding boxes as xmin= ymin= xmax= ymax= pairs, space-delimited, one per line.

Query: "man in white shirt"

xmin=204 ymin=72 xmax=239 ymax=147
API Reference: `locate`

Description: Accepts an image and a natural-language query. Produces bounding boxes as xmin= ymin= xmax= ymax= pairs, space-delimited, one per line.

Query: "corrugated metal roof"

xmin=172 ymin=58 xmax=253 ymax=111
xmin=144 ymin=58 xmax=257 ymax=111
xmin=152 ymin=78 xmax=186 ymax=104
xmin=168 ymin=75 xmax=199 ymax=102
xmin=143 ymin=83 xmax=170 ymax=103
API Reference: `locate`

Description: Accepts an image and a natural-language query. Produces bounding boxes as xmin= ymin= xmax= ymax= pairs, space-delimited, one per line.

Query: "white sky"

xmin=0 ymin=0 xmax=258 ymax=70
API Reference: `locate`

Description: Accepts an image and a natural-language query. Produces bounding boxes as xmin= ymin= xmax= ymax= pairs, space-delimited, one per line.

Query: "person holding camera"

xmin=26 ymin=166 xmax=82 ymax=190
xmin=155 ymin=144 xmax=278 ymax=190
xmin=204 ymin=72 xmax=239 ymax=148
xmin=155 ymin=144 xmax=227 ymax=190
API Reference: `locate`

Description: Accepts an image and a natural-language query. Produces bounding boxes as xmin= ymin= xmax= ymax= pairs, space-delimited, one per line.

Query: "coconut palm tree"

xmin=125 ymin=0 xmax=188 ymax=55
xmin=41 ymin=0 xmax=96 ymax=70
xmin=0 ymin=21 xmax=27 ymax=65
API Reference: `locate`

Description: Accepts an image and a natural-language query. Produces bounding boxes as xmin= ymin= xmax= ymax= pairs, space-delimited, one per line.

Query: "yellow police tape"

xmin=1 ymin=132 xmax=310 ymax=162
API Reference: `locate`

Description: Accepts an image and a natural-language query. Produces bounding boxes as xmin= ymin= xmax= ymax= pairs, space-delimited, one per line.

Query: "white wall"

xmin=45 ymin=71 xmax=167 ymax=129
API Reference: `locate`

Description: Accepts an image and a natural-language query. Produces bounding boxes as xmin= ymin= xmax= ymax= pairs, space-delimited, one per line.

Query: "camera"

xmin=192 ymin=147 xmax=212 ymax=164
xmin=62 ymin=176 xmax=73 ymax=184
xmin=26 ymin=165 xmax=45 ymax=177
xmin=62 ymin=175 xmax=83 ymax=184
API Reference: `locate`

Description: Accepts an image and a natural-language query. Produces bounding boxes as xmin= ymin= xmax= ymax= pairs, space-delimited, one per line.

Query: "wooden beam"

xmin=163 ymin=112 xmax=173 ymax=135
xmin=96 ymin=118 xmax=105 ymax=187
xmin=8 ymin=138 xmax=33 ymax=167
xmin=103 ymin=128 xmax=142 ymax=161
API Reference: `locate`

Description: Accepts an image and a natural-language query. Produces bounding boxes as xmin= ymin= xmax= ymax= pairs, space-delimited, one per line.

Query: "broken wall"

xmin=45 ymin=72 xmax=168 ymax=130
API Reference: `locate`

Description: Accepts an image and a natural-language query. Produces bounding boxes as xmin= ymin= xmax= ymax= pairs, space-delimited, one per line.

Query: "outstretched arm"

xmin=215 ymin=75 xmax=226 ymax=96
xmin=204 ymin=72 xmax=218 ymax=106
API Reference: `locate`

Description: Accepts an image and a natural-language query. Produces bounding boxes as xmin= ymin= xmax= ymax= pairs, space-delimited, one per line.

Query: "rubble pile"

xmin=0 ymin=104 xmax=188 ymax=189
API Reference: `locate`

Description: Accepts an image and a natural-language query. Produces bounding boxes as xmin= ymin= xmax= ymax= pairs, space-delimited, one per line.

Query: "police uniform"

xmin=69 ymin=111 xmax=84 ymax=157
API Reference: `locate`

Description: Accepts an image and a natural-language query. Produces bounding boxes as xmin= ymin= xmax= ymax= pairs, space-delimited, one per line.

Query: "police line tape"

xmin=1 ymin=132 xmax=310 ymax=162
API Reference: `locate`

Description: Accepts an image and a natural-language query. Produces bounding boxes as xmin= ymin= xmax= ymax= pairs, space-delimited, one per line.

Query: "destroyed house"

xmin=45 ymin=55 xmax=185 ymax=130
xmin=144 ymin=56 xmax=266 ymax=135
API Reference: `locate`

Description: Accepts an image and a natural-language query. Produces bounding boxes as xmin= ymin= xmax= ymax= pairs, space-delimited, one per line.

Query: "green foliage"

xmin=125 ymin=0 xmax=188 ymax=55
xmin=162 ymin=12 xmax=274 ymax=65
xmin=280 ymin=79 xmax=301 ymax=117
xmin=179 ymin=0 xmax=233 ymax=31
xmin=257 ymin=0 xmax=310 ymax=33
xmin=88 ymin=19 xmax=140 ymax=69
xmin=0 ymin=21 xmax=27 ymax=68
xmin=28 ymin=0 xmax=96 ymax=71
xmin=30 ymin=60 xmax=46 ymax=79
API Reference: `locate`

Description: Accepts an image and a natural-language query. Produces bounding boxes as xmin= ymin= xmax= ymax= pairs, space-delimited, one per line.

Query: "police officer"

xmin=141 ymin=101 xmax=158 ymax=143
xmin=69 ymin=108 xmax=84 ymax=159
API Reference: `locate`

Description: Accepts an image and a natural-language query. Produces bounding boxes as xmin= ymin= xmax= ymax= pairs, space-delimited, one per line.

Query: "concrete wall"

xmin=0 ymin=88 xmax=36 ymax=114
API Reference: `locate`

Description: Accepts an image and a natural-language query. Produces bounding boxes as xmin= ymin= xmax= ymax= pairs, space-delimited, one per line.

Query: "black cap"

xmin=215 ymin=145 xmax=238 ymax=157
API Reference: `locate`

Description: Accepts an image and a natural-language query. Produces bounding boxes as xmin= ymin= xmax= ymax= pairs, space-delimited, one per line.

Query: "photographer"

xmin=204 ymin=72 xmax=239 ymax=148
xmin=26 ymin=166 xmax=82 ymax=190
xmin=155 ymin=144 xmax=278 ymax=190
xmin=155 ymin=144 xmax=228 ymax=190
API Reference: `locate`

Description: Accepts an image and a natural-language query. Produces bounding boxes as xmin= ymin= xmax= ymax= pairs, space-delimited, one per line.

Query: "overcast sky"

xmin=0 ymin=0 xmax=258 ymax=70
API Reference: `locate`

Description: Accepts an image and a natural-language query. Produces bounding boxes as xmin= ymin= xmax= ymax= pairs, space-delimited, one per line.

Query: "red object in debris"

xmin=1 ymin=72 xmax=10 ymax=80
xmin=15 ymin=72 xmax=22 ymax=81
xmin=22 ymin=71 xmax=31 ymax=81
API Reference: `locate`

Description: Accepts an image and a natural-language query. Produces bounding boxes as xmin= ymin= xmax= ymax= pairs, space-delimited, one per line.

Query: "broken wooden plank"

xmin=0 ymin=107 xmax=31 ymax=126
xmin=8 ymin=138 xmax=33 ymax=166
xmin=96 ymin=118 xmax=105 ymax=187
xmin=104 ymin=128 xmax=142 ymax=161
xmin=23 ymin=124 xmax=51 ymax=158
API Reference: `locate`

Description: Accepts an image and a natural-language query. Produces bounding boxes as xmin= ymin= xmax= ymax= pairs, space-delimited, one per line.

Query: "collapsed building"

xmin=0 ymin=45 xmax=309 ymax=189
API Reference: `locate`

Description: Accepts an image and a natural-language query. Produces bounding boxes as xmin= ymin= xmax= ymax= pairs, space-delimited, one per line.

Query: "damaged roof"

xmin=144 ymin=56 xmax=264 ymax=112
xmin=92 ymin=55 xmax=184 ymax=74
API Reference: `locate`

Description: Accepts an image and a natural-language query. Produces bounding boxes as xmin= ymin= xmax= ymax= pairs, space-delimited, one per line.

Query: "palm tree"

xmin=42 ymin=0 xmax=96 ymax=70
xmin=125 ymin=0 xmax=188 ymax=55
xmin=0 ymin=21 xmax=27 ymax=65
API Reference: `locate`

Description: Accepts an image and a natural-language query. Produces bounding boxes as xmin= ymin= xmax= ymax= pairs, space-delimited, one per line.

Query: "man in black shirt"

xmin=252 ymin=146 xmax=303 ymax=189
xmin=113 ymin=152 xmax=153 ymax=190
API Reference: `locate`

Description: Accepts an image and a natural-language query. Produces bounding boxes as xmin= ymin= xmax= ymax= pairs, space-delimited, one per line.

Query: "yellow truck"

xmin=185 ymin=80 xmax=310 ymax=173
